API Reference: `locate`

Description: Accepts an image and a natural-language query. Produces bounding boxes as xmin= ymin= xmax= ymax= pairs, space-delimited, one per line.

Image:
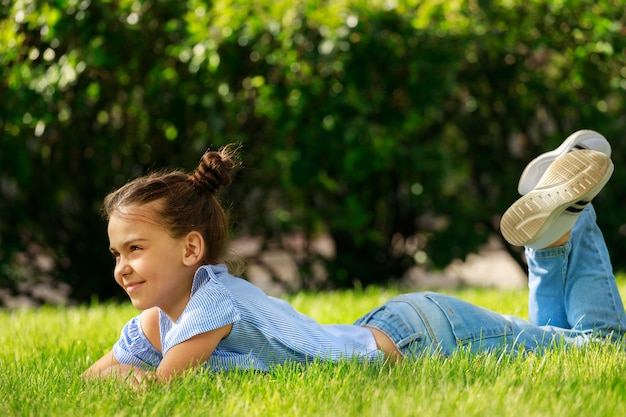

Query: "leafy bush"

xmin=1 ymin=0 xmax=625 ymax=301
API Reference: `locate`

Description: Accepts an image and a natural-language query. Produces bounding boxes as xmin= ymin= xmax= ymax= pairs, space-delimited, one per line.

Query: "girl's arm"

xmin=83 ymin=350 xmax=121 ymax=377
xmin=83 ymin=306 xmax=232 ymax=384
xmin=84 ymin=324 xmax=231 ymax=386
xmin=141 ymin=306 xmax=233 ymax=381
xmin=83 ymin=330 xmax=232 ymax=385
xmin=83 ymin=351 xmax=147 ymax=385
xmin=155 ymin=323 xmax=232 ymax=381
xmin=82 ymin=308 xmax=160 ymax=384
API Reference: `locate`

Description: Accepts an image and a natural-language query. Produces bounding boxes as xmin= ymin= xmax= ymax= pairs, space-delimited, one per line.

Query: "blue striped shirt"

xmin=113 ymin=264 xmax=382 ymax=371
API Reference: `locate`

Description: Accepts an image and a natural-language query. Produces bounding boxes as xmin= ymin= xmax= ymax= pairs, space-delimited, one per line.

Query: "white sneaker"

xmin=517 ymin=129 xmax=611 ymax=195
xmin=501 ymin=150 xmax=613 ymax=249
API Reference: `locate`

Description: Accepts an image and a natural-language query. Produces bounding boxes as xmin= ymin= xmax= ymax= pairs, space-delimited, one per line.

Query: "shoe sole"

xmin=517 ymin=129 xmax=611 ymax=195
xmin=502 ymin=150 xmax=613 ymax=247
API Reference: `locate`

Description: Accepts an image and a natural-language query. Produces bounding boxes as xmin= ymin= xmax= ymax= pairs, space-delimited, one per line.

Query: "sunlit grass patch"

xmin=1 ymin=280 xmax=625 ymax=416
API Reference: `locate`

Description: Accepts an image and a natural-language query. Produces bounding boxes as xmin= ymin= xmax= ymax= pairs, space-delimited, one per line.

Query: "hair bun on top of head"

xmin=189 ymin=146 xmax=238 ymax=194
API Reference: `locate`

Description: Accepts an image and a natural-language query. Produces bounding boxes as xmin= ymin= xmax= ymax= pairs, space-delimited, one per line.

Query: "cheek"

xmin=113 ymin=271 xmax=123 ymax=287
xmin=112 ymin=261 xmax=125 ymax=285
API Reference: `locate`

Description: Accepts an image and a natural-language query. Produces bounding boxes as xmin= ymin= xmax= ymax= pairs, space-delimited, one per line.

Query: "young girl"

xmin=84 ymin=131 xmax=626 ymax=386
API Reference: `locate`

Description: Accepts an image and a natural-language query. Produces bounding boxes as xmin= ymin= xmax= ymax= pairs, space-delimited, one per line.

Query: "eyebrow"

xmin=109 ymin=238 xmax=149 ymax=252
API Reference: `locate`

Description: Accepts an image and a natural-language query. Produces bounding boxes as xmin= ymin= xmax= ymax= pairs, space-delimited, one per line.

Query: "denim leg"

xmin=564 ymin=205 xmax=626 ymax=335
xmin=356 ymin=292 xmax=584 ymax=358
xmin=358 ymin=221 xmax=626 ymax=358
xmin=526 ymin=205 xmax=626 ymax=338
xmin=423 ymin=293 xmax=581 ymax=354
xmin=525 ymin=240 xmax=571 ymax=328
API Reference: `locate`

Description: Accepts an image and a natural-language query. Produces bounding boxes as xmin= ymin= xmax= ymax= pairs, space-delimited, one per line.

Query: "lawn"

xmin=1 ymin=283 xmax=625 ymax=417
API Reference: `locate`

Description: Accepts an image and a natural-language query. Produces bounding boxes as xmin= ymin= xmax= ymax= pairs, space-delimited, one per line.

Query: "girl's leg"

xmin=564 ymin=205 xmax=626 ymax=336
xmin=355 ymin=292 xmax=575 ymax=358
xmin=525 ymin=235 xmax=571 ymax=328
xmin=527 ymin=205 xmax=626 ymax=338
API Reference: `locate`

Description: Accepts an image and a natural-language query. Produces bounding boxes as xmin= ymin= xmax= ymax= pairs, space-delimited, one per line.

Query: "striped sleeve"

xmin=112 ymin=315 xmax=162 ymax=369
xmin=161 ymin=280 xmax=241 ymax=356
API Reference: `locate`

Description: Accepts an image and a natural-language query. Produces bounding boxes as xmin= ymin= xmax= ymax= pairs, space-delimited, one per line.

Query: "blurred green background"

xmin=1 ymin=0 xmax=625 ymax=304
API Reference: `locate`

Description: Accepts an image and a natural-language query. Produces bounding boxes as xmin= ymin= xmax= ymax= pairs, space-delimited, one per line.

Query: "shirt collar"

xmin=191 ymin=264 xmax=227 ymax=296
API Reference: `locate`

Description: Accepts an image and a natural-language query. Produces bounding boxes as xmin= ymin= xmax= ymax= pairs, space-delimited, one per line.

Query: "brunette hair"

xmin=103 ymin=145 xmax=239 ymax=265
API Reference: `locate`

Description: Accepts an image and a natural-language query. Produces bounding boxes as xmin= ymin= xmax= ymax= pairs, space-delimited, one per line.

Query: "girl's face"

xmin=107 ymin=203 xmax=198 ymax=320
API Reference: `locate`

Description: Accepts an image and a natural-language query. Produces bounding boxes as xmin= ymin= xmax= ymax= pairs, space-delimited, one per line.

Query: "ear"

xmin=181 ymin=231 xmax=205 ymax=266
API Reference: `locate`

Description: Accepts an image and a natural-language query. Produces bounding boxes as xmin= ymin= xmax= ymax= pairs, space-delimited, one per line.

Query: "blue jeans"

xmin=355 ymin=206 xmax=626 ymax=357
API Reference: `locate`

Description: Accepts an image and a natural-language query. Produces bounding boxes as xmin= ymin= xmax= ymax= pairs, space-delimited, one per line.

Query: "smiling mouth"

xmin=125 ymin=282 xmax=145 ymax=294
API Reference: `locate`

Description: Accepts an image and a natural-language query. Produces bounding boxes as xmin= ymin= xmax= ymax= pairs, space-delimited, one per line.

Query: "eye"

xmin=130 ymin=245 xmax=142 ymax=252
xmin=110 ymin=251 xmax=120 ymax=259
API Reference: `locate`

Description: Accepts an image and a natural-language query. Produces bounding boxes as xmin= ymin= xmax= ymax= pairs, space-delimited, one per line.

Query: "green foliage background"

xmin=1 ymin=0 xmax=625 ymax=301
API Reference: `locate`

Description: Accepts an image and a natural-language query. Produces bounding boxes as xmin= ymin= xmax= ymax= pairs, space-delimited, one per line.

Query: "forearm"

xmin=84 ymin=363 xmax=151 ymax=387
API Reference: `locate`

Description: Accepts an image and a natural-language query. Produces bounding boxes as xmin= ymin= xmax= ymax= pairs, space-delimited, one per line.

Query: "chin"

xmin=129 ymin=298 xmax=150 ymax=311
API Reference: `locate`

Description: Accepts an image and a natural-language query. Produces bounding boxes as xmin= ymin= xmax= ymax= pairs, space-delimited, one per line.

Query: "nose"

xmin=114 ymin=257 xmax=132 ymax=282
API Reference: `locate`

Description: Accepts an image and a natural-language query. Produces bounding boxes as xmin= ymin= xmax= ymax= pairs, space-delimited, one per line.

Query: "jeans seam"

xmin=396 ymin=297 xmax=438 ymax=344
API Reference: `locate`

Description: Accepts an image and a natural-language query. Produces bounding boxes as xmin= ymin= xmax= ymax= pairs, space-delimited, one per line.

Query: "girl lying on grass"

xmin=84 ymin=130 xmax=626 ymax=386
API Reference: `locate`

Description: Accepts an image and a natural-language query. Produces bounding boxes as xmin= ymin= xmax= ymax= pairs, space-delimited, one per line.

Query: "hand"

xmin=84 ymin=363 xmax=149 ymax=389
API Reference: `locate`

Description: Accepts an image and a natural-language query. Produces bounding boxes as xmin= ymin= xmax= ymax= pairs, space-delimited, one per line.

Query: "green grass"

xmin=1 ymin=282 xmax=626 ymax=417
